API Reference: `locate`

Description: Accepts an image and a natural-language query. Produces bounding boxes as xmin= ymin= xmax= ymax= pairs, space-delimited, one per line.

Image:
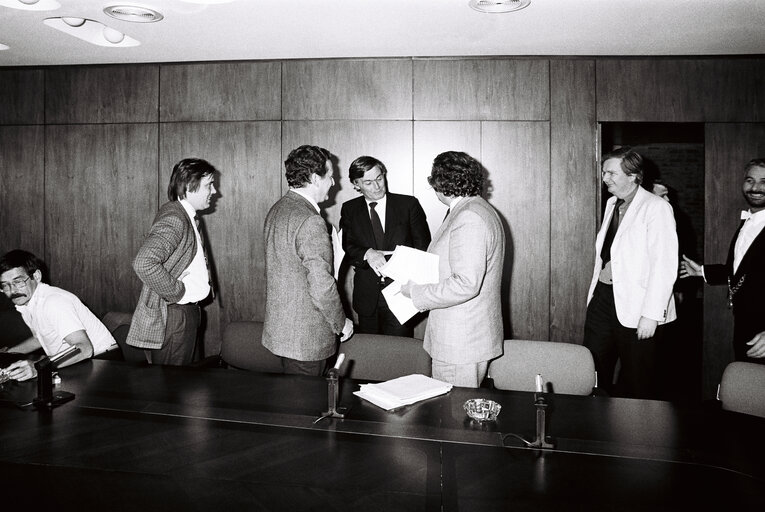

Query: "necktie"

xmin=194 ymin=215 xmax=214 ymax=298
xmin=443 ymin=208 xmax=450 ymax=221
xmin=600 ymin=199 xmax=624 ymax=268
xmin=369 ymin=202 xmax=385 ymax=250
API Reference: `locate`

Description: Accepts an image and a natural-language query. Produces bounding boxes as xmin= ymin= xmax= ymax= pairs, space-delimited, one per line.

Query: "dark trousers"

xmin=584 ymin=282 xmax=662 ymax=399
xmin=357 ymin=292 xmax=413 ymax=337
xmin=279 ymin=357 xmax=327 ymax=377
xmin=148 ymin=303 xmax=200 ymax=366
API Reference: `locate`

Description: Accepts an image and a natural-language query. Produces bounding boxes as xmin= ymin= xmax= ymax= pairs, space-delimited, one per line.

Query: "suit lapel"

xmin=734 ymin=221 xmax=765 ymax=279
xmin=431 ymin=197 xmax=470 ymax=247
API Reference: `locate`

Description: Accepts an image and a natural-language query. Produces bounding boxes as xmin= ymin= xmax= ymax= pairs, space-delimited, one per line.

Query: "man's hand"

xmin=680 ymin=254 xmax=702 ymax=278
xmin=746 ymin=331 xmax=765 ymax=359
xmin=636 ymin=317 xmax=658 ymax=340
xmin=339 ymin=318 xmax=354 ymax=342
xmin=364 ymin=249 xmax=387 ymax=277
xmin=3 ymin=360 xmax=37 ymax=382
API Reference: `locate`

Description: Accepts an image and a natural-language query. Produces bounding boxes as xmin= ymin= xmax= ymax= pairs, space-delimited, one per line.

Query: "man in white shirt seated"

xmin=0 ymin=250 xmax=116 ymax=381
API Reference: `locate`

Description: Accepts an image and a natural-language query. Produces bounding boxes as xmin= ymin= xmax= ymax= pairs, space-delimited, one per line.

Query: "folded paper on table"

xmin=379 ymin=246 xmax=439 ymax=323
xmin=354 ymin=374 xmax=452 ymax=411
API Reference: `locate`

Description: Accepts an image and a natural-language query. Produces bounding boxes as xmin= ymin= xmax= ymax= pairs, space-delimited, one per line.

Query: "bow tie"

xmin=741 ymin=210 xmax=752 ymax=220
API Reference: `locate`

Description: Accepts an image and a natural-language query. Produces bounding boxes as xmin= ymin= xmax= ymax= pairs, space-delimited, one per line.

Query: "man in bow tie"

xmin=681 ymin=158 xmax=765 ymax=363
xmin=584 ymin=147 xmax=678 ymax=399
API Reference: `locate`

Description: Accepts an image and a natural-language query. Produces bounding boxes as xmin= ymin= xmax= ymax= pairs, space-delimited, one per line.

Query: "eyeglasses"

xmin=0 ymin=275 xmax=31 ymax=292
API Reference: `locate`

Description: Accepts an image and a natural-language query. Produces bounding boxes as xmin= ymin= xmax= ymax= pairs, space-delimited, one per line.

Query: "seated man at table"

xmin=0 ymin=249 xmax=115 ymax=381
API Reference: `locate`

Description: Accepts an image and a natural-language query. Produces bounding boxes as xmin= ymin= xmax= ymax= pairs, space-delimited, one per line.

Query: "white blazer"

xmin=587 ymin=186 xmax=678 ymax=328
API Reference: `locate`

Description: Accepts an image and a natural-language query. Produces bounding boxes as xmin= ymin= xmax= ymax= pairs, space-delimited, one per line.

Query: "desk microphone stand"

xmin=502 ymin=374 xmax=555 ymax=449
xmin=314 ymin=354 xmax=347 ymax=424
xmin=27 ymin=345 xmax=80 ymax=410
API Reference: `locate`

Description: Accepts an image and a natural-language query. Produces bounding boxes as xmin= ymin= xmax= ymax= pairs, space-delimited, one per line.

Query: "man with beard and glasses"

xmin=681 ymin=158 xmax=765 ymax=363
xmin=0 ymin=250 xmax=115 ymax=381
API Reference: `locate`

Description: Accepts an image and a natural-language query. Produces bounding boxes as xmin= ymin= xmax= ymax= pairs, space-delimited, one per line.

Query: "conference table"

xmin=1 ymin=359 xmax=764 ymax=511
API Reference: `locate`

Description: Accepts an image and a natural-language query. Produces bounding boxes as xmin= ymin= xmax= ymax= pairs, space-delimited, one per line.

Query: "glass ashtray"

xmin=464 ymin=398 xmax=501 ymax=422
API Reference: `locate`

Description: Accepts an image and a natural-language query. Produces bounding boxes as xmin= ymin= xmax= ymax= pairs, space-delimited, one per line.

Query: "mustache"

xmin=9 ymin=293 xmax=26 ymax=299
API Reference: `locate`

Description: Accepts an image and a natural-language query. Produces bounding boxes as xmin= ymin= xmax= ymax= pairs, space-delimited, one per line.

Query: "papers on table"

xmin=354 ymin=374 xmax=452 ymax=411
xmin=379 ymin=246 xmax=439 ymax=324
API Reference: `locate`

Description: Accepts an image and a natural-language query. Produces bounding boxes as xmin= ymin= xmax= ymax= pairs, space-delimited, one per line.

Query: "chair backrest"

xmin=338 ymin=333 xmax=431 ymax=381
xmin=488 ymin=339 xmax=596 ymax=395
xmin=101 ymin=311 xmax=146 ymax=363
xmin=719 ymin=361 xmax=765 ymax=419
xmin=221 ymin=321 xmax=282 ymax=373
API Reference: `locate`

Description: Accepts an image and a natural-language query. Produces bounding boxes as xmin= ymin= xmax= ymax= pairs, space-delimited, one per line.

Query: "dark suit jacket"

xmin=340 ymin=193 xmax=430 ymax=317
xmin=127 ymin=201 xmax=197 ymax=350
xmin=705 ymin=222 xmax=765 ymax=355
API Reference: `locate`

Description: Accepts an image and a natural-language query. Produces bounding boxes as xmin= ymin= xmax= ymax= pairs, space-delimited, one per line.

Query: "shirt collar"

xmin=365 ymin=194 xmax=387 ymax=207
xmin=290 ymin=188 xmax=321 ymax=213
xmin=179 ymin=199 xmax=197 ymax=221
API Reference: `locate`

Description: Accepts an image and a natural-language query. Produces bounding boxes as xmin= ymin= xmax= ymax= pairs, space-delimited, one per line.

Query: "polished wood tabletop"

xmin=1 ymin=359 xmax=764 ymax=510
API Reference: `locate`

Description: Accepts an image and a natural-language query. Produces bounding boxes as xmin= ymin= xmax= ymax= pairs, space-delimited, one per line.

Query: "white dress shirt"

xmin=734 ymin=209 xmax=765 ymax=273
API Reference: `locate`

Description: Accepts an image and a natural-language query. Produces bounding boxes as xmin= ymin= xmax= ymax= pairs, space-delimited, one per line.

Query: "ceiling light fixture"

xmin=469 ymin=0 xmax=531 ymax=14
xmin=0 ymin=0 xmax=60 ymax=10
xmin=0 ymin=43 xmax=9 ymax=51
xmin=43 ymin=17 xmax=139 ymax=47
xmin=103 ymin=5 xmax=164 ymax=23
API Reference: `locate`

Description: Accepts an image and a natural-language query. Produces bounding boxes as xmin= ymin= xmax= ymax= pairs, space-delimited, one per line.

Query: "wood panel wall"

xmin=1 ymin=56 xmax=763 ymax=392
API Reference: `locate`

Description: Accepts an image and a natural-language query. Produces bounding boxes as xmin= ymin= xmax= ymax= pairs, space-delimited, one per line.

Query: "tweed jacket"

xmin=127 ymin=201 xmax=197 ymax=349
xmin=410 ymin=196 xmax=505 ymax=364
xmin=587 ymin=187 xmax=678 ymax=328
xmin=262 ymin=191 xmax=346 ymax=361
xmin=340 ymin=193 xmax=430 ymax=316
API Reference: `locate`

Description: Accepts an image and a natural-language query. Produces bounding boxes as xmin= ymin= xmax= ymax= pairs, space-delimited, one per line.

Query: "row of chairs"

xmin=100 ymin=313 xmax=765 ymax=419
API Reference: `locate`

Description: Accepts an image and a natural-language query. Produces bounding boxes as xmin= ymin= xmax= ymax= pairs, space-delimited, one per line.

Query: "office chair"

xmin=219 ymin=321 xmax=283 ymax=373
xmin=100 ymin=311 xmax=146 ymax=363
xmin=337 ymin=333 xmax=431 ymax=381
xmin=718 ymin=361 xmax=765 ymax=419
xmin=488 ymin=339 xmax=597 ymax=395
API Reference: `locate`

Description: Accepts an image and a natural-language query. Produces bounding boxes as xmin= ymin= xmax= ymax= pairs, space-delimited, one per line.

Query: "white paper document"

xmin=354 ymin=374 xmax=453 ymax=411
xmin=378 ymin=246 xmax=439 ymax=324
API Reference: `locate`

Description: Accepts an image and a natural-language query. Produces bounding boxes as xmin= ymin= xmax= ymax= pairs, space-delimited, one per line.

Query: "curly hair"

xmin=744 ymin=158 xmax=765 ymax=173
xmin=427 ymin=151 xmax=484 ymax=197
xmin=602 ymin=146 xmax=644 ymax=185
xmin=285 ymin=145 xmax=332 ymax=188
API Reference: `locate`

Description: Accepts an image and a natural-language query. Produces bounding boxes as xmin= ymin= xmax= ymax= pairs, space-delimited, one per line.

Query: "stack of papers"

xmin=354 ymin=374 xmax=452 ymax=411
xmin=379 ymin=246 xmax=440 ymax=324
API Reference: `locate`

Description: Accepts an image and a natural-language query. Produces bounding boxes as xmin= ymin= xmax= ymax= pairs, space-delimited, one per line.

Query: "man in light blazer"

xmin=681 ymin=158 xmax=765 ymax=363
xmin=402 ymin=151 xmax=504 ymax=388
xmin=127 ymin=158 xmax=218 ymax=366
xmin=263 ymin=145 xmax=354 ymax=376
xmin=585 ymin=147 xmax=678 ymax=399
xmin=340 ymin=156 xmax=430 ymax=336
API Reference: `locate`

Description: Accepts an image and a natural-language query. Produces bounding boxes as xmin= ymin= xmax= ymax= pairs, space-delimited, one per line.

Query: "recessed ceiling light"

xmin=104 ymin=5 xmax=164 ymax=23
xmin=469 ymin=0 xmax=531 ymax=14
xmin=0 ymin=0 xmax=60 ymax=10
xmin=43 ymin=17 xmax=140 ymax=47
xmin=0 ymin=42 xmax=9 ymax=51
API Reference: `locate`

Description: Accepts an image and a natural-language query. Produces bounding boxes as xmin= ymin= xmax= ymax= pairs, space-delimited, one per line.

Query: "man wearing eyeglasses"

xmin=0 ymin=250 xmax=115 ymax=381
xmin=340 ymin=156 xmax=430 ymax=336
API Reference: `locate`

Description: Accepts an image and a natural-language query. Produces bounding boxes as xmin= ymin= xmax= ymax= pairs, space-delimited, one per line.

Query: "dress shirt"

xmin=366 ymin=194 xmax=388 ymax=233
xmin=599 ymin=186 xmax=639 ymax=285
xmin=177 ymin=199 xmax=211 ymax=304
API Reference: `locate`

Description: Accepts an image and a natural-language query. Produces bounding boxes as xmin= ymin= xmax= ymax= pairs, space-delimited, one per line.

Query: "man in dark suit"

xmin=681 ymin=158 xmax=765 ymax=363
xmin=339 ymin=156 xmax=430 ymax=336
xmin=263 ymin=145 xmax=353 ymax=376
xmin=126 ymin=158 xmax=218 ymax=366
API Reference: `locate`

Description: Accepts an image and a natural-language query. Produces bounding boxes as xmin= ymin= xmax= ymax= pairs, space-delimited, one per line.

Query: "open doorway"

xmin=600 ymin=122 xmax=704 ymax=403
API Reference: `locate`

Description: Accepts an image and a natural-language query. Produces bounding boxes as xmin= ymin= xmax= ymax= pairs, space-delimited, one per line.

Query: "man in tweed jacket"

xmin=263 ymin=145 xmax=353 ymax=376
xmin=127 ymin=158 xmax=218 ymax=365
